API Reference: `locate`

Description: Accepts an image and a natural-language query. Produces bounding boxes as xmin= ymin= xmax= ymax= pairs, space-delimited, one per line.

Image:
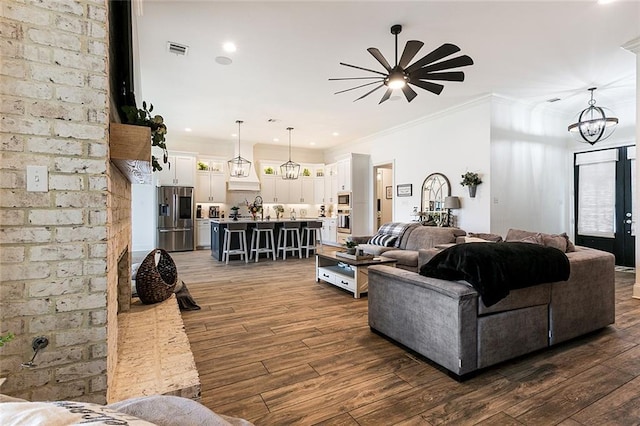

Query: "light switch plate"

xmin=27 ymin=165 xmax=48 ymax=192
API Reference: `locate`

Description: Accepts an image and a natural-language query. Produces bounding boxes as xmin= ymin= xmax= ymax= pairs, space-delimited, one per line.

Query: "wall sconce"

xmin=21 ymin=336 xmax=49 ymax=368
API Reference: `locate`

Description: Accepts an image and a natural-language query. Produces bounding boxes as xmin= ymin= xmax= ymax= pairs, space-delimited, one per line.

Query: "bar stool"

xmin=301 ymin=221 xmax=323 ymax=258
xmin=277 ymin=221 xmax=302 ymax=260
xmin=222 ymin=222 xmax=248 ymax=264
xmin=250 ymin=222 xmax=276 ymax=262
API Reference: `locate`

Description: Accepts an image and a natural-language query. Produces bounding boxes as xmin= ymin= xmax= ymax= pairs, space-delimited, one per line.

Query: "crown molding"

xmin=622 ymin=37 xmax=640 ymax=54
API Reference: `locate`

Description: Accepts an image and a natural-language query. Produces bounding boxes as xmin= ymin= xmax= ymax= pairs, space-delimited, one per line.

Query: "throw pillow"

xmin=368 ymin=233 xmax=397 ymax=247
xmin=464 ymin=236 xmax=494 ymax=243
xmin=519 ymin=234 xmax=543 ymax=245
xmin=469 ymin=232 xmax=503 ymax=242
xmin=506 ymin=228 xmax=575 ymax=253
xmin=0 ymin=400 xmax=155 ymax=426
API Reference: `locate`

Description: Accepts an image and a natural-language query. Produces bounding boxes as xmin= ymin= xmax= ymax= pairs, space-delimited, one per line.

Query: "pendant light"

xmin=280 ymin=127 xmax=300 ymax=180
xmin=228 ymin=120 xmax=251 ymax=178
xmin=568 ymin=87 xmax=618 ymax=145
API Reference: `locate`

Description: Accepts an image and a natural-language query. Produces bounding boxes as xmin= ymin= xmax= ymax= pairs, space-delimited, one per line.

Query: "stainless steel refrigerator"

xmin=157 ymin=186 xmax=194 ymax=252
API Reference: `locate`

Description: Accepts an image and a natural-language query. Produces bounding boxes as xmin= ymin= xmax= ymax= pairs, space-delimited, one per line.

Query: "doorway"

xmin=373 ymin=163 xmax=393 ymax=231
xmin=574 ymin=146 xmax=635 ymax=266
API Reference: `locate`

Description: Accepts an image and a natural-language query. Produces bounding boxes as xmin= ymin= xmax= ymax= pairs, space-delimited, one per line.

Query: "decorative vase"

xmin=468 ymin=184 xmax=477 ymax=198
xmin=346 ymin=247 xmax=356 ymax=255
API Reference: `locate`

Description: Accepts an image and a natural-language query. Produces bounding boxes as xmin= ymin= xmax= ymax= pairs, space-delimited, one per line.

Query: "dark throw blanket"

xmin=419 ymin=242 xmax=570 ymax=307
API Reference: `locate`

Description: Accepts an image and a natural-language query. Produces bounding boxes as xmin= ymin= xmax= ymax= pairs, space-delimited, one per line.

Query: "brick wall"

xmin=0 ymin=0 xmax=111 ymax=403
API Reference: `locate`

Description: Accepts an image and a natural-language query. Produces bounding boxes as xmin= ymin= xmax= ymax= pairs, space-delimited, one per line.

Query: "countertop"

xmin=209 ymin=217 xmax=331 ymax=224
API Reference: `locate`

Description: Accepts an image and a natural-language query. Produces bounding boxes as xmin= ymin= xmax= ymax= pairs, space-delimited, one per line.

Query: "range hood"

xmin=227 ymin=142 xmax=261 ymax=192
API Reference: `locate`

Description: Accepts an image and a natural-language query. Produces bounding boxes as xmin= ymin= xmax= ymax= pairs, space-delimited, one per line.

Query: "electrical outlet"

xmin=27 ymin=165 xmax=48 ymax=192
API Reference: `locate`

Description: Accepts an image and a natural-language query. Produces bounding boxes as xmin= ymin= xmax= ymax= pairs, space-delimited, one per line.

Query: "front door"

xmin=574 ymin=146 xmax=635 ymax=266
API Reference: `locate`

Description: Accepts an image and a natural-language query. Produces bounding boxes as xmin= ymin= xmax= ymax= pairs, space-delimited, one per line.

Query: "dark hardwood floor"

xmin=169 ymin=248 xmax=639 ymax=425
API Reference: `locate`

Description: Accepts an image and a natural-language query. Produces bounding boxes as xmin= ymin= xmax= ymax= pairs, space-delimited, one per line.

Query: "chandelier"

xmin=280 ymin=127 xmax=300 ymax=180
xmin=568 ymin=87 xmax=618 ymax=145
xmin=228 ymin=120 xmax=251 ymax=177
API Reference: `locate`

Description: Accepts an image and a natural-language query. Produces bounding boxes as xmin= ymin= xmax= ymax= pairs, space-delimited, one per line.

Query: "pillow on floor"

xmin=0 ymin=399 xmax=154 ymax=426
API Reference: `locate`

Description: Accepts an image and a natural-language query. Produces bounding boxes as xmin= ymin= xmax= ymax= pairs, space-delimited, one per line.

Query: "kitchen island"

xmin=210 ymin=218 xmax=323 ymax=261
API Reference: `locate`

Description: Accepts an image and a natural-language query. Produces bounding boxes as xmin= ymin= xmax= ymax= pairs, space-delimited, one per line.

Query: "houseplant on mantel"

xmin=460 ymin=171 xmax=482 ymax=198
xmin=122 ymin=101 xmax=169 ymax=172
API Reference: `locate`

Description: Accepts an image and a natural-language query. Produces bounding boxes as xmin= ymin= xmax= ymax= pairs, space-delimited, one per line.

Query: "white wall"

xmin=489 ymin=96 xmax=570 ymax=237
xmin=326 ymin=97 xmax=492 ymax=233
xmin=132 ymin=183 xmax=157 ymax=252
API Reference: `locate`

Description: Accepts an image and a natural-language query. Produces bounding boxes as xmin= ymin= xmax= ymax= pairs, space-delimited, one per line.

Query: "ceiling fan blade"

xmin=378 ymin=88 xmax=393 ymax=104
xmin=334 ymin=80 xmax=385 ymax=95
xmin=420 ymin=55 xmax=474 ymax=73
xmin=353 ymin=84 xmax=385 ymax=102
xmin=410 ymin=70 xmax=465 ymax=82
xmin=329 ymin=77 xmax=384 ymax=81
xmin=405 ymin=43 xmax=461 ymax=73
xmin=401 ymin=85 xmax=418 ymax=102
xmin=398 ymin=40 xmax=424 ymax=69
xmin=409 ymin=79 xmax=444 ymax=95
xmin=339 ymin=62 xmax=388 ymax=76
xmin=367 ymin=48 xmax=392 ymax=72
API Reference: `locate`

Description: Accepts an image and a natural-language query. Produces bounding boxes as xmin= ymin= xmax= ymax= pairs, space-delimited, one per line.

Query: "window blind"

xmin=576 ymin=150 xmax=617 ymax=238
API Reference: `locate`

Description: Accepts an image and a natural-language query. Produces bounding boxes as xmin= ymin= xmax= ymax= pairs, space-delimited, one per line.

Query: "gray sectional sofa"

xmin=352 ymin=223 xmax=467 ymax=272
xmin=368 ymin=244 xmax=615 ymax=378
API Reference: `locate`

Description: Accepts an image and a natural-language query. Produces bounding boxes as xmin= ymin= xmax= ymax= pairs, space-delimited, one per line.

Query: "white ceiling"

xmin=133 ymin=1 xmax=639 ymax=150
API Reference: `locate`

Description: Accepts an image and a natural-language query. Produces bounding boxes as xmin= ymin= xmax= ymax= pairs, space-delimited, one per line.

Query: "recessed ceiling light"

xmin=309 ymin=142 xmax=316 ymax=146
xmin=598 ymin=0 xmax=615 ymax=4
xmin=184 ymin=128 xmax=192 ymax=132
xmin=332 ymin=132 xmax=339 ymax=136
xmin=231 ymin=133 xmax=237 ymax=137
xmin=273 ymin=138 xmax=279 ymax=142
xmin=223 ymin=42 xmax=236 ymax=52
xmin=215 ymin=56 xmax=232 ymax=65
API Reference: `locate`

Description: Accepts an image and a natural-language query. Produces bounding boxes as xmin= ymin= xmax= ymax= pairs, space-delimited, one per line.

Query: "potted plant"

xmin=264 ymin=167 xmax=274 ymax=175
xmin=0 ymin=332 xmax=14 ymax=347
xmin=197 ymin=161 xmax=209 ymax=171
xmin=122 ymin=101 xmax=168 ymax=172
xmin=230 ymin=206 xmax=240 ymax=221
xmin=344 ymin=239 xmax=358 ymax=255
xmin=460 ymin=171 xmax=482 ymax=198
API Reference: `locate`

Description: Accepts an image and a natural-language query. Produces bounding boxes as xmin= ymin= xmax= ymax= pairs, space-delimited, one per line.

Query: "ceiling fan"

xmin=330 ymin=24 xmax=474 ymax=104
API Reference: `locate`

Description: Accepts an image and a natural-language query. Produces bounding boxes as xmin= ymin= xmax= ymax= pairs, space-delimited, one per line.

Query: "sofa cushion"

xmin=368 ymin=233 xmax=397 ymax=247
xmin=505 ymin=228 xmax=575 ymax=253
xmin=402 ymin=227 xmax=466 ymax=251
xmin=358 ymin=244 xmax=395 ymax=256
xmin=381 ymin=249 xmax=418 ymax=269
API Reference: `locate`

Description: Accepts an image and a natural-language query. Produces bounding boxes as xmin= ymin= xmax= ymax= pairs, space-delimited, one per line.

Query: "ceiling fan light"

xmin=385 ymin=70 xmax=408 ymax=89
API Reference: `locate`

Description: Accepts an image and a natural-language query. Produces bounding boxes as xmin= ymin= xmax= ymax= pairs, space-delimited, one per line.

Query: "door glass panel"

xmin=577 ymin=162 xmax=615 ymax=238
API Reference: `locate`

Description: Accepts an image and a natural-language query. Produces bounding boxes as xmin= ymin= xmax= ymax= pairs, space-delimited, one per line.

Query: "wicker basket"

xmin=135 ymin=249 xmax=178 ymax=304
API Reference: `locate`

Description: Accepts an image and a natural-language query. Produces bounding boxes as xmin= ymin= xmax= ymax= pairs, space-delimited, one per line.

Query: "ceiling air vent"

xmin=167 ymin=42 xmax=188 ymax=56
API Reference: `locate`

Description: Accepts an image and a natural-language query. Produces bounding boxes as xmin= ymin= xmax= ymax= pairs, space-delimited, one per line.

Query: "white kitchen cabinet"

xmin=314 ymin=177 xmax=325 ymax=204
xmin=156 ymin=153 xmax=196 ymax=187
xmin=260 ymin=174 xmax=290 ymax=203
xmin=321 ymin=218 xmax=337 ymax=245
xmin=336 ymin=158 xmax=351 ymax=192
xmin=290 ymin=177 xmax=314 ymax=203
xmin=196 ymin=219 xmax=211 ymax=248
xmin=324 ymin=163 xmax=338 ymax=204
xmin=195 ymin=159 xmax=226 ymax=203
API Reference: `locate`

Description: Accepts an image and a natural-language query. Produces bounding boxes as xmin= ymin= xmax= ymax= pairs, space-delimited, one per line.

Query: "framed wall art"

xmin=385 ymin=186 xmax=392 ymax=199
xmin=397 ymin=184 xmax=412 ymax=197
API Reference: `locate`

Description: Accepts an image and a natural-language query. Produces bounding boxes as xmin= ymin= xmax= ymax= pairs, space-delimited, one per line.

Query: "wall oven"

xmin=337 ymin=192 xmax=351 ymax=234
xmin=337 ymin=192 xmax=351 ymax=207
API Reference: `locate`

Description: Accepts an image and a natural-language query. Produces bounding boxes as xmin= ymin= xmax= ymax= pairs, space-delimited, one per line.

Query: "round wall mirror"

xmin=420 ymin=173 xmax=451 ymax=225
